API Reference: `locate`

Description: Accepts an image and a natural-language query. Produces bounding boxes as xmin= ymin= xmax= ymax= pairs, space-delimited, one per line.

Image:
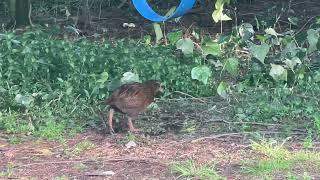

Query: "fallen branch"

xmin=191 ymin=132 xmax=245 ymax=143
xmin=171 ymin=91 xmax=207 ymax=103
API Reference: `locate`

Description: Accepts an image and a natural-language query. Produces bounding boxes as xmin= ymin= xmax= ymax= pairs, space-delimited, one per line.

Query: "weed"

xmin=54 ymin=175 xmax=69 ymax=180
xmin=0 ymin=163 xmax=15 ymax=178
xmin=171 ymin=160 xmax=225 ymax=180
xmin=0 ymin=112 xmax=34 ymax=134
xmin=62 ymin=140 xmax=95 ymax=157
xmin=7 ymin=135 xmax=22 ymax=144
xmin=242 ymin=138 xmax=320 ymax=177
xmin=71 ymin=140 xmax=96 ymax=155
xmin=242 ymin=159 xmax=292 ymax=175
xmin=287 ymin=172 xmax=312 ymax=180
xmin=36 ymin=120 xmax=65 ymax=141
xmin=303 ymin=135 xmax=313 ymax=149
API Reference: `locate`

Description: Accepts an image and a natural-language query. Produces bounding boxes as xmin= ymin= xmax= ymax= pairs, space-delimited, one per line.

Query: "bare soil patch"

xmin=1 ymin=131 xmax=320 ymax=179
xmin=0 ymin=132 xmax=254 ymax=179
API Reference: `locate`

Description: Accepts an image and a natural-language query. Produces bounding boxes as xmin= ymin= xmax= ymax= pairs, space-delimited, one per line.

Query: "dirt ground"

xmin=1 ymin=131 xmax=319 ymax=180
xmin=0 ymin=132 xmax=255 ymax=179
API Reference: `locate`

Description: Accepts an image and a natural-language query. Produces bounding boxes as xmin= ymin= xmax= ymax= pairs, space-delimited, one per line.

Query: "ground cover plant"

xmin=1 ymin=0 xmax=320 ymax=179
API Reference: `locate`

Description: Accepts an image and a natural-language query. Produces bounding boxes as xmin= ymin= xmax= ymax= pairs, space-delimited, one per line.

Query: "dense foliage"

xmin=0 ymin=28 xmax=216 ymax=138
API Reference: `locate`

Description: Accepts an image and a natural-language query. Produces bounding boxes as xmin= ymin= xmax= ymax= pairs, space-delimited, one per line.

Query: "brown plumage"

xmin=105 ymin=80 xmax=162 ymax=133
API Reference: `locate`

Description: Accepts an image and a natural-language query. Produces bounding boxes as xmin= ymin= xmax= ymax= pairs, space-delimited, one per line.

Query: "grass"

xmin=241 ymin=138 xmax=320 ymax=178
xmin=0 ymin=163 xmax=15 ymax=178
xmin=62 ymin=140 xmax=96 ymax=157
xmin=170 ymin=159 xmax=225 ymax=180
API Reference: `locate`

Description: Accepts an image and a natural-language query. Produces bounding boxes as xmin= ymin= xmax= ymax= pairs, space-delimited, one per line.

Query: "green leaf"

xmin=225 ymin=57 xmax=240 ymax=76
xmin=265 ymin=28 xmax=279 ymax=37
xmin=212 ymin=0 xmax=232 ymax=23
xmin=96 ymin=71 xmax=109 ymax=84
xmin=176 ymin=38 xmax=194 ymax=56
xmin=307 ymin=29 xmax=320 ymax=53
xmin=15 ymin=94 xmax=34 ymax=107
xmin=248 ymin=43 xmax=270 ymax=64
xmin=167 ymin=31 xmax=182 ymax=44
xmin=284 ymin=57 xmax=301 ymax=70
xmin=202 ymin=41 xmax=221 ymax=56
xmin=153 ymin=23 xmax=163 ymax=44
xmin=121 ymin=72 xmax=140 ymax=84
xmin=57 ymin=78 xmax=64 ymax=82
xmin=281 ymin=42 xmax=298 ymax=58
xmin=239 ymin=23 xmax=254 ymax=41
xmin=269 ymin=64 xmax=287 ymax=81
xmin=143 ymin=35 xmax=151 ymax=45
xmin=191 ymin=65 xmax=211 ymax=84
xmin=217 ymin=81 xmax=228 ymax=99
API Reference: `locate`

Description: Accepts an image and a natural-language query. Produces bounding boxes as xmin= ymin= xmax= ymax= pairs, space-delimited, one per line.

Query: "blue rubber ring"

xmin=132 ymin=0 xmax=196 ymax=22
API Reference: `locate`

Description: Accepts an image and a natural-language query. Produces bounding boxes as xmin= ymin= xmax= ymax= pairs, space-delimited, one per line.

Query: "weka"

xmin=105 ymin=80 xmax=162 ymax=133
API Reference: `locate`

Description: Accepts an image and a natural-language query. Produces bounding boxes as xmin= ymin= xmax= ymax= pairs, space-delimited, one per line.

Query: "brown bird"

xmin=105 ymin=80 xmax=162 ymax=133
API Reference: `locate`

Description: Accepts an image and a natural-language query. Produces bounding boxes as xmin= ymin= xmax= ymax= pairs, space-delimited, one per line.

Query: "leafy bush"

xmin=0 ymin=28 xmax=215 ymax=137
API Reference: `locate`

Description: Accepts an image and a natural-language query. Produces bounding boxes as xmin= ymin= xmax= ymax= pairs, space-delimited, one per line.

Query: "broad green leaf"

xmin=284 ymin=57 xmax=301 ymax=70
xmin=307 ymin=29 xmax=320 ymax=53
xmin=121 ymin=72 xmax=140 ymax=84
xmin=176 ymin=38 xmax=194 ymax=56
xmin=248 ymin=43 xmax=270 ymax=64
xmin=225 ymin=57 xmax=240 ymax=76
xmin=281 ymin=42 xmax=298 ymax=58
xmin=191 ymin=65 xmax=211 ymax=84
xmin=265 ymin=28 xmax=278 ymax=37
xmin=153 ymin=23 xmax=163 ymax=44
xmin=167 ymin=31 xmax=182 ymax=44
xmin=212 ymin=11 xmax=232 ymax=23
xmin=96 ymin=72 xmax=109 ymax=84
xmin=15 ymin=94 xmax=34 ymax=107
xmin=202 ymin=41 xmax=221 ymax=56
xmin=239 ymin=23 xmax=254 ymax=41
xmin=269 ymin=64 xmax=287 ymax=81
xmin=217 ymin=81 xmax=228 ymax=99
xmin=212 ymin=0 xmax=232 ymax=23
xmin=57 ymin=78 xmax=64 ymax=82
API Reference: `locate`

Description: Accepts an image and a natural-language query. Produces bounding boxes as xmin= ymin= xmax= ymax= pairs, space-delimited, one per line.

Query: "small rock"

xmin=125 ymin=140 xmax=137 ymax=149
xmin=85 ymin=170 xmax=115 ymax=176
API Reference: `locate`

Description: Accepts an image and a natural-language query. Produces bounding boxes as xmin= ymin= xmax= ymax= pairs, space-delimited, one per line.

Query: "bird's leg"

xmin=108 ymin=108 xmax=115 ymax=134
xmin=127 ymin=116 xmax=142 ymax=132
